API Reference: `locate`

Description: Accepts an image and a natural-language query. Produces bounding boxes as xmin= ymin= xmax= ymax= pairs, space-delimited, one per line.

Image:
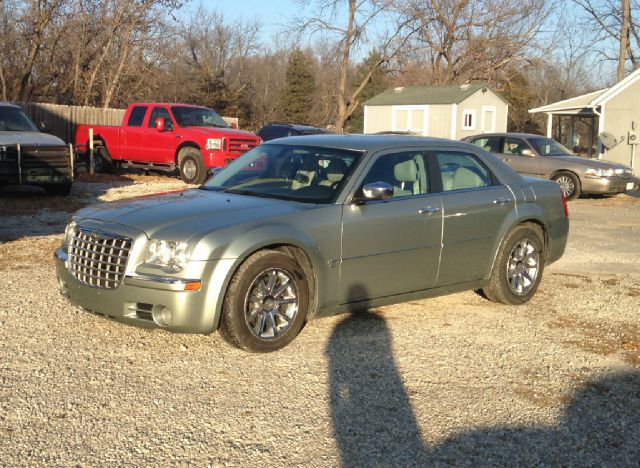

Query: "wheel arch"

xmin=209 ymin=239 xmax=322 ymax=332
xmin=175 ymin=142 xmax=202 ymax=165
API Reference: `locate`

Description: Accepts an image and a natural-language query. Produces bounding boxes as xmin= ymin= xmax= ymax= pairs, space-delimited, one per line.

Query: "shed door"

xmin=392 ymin=105 xmax=428 ymax=135
xmin=481 ymin=106 xmax=496 ymax=133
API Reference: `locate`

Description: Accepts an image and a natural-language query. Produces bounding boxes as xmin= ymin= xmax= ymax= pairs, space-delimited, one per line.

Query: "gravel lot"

xmin=1 ymin=174 xmax=639 ymax=466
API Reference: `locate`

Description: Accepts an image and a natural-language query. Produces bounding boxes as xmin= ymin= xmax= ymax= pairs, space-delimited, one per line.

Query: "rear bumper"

xmin=581 ymin=176 xmax=637 ymax=194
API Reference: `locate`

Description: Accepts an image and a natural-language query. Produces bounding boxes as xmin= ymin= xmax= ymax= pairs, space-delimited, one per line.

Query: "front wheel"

xmin=552 ymin=171 xmax=581 ymax=200
xmin=179 ymin=150 xmax=206 ymax=185
xmin=219 ymin=250 xmax=310 ymax=352
xmin=482 ymin=225 xmax=545 ymax=305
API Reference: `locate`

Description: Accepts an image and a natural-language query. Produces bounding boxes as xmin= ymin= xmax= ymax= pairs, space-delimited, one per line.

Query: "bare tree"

xmin=294 ymin=0 xmax=415 ymax=133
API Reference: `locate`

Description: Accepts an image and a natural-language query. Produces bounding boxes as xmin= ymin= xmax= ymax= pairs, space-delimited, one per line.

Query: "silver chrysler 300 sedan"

xmin=55 ymin=135 xmax=569 ymax=352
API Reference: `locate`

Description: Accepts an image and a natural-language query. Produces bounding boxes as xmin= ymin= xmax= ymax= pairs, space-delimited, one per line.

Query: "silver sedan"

xmin=55 ymin=135 xmax=569 ymax=352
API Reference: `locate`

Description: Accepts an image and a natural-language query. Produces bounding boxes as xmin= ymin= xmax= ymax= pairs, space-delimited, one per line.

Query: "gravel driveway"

xmin=1 ymin=175 xmax=639 ymax=466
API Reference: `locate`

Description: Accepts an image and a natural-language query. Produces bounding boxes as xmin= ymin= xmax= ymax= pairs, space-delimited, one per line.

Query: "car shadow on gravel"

xmin=326 ymin=302 xmax=640 ymax=466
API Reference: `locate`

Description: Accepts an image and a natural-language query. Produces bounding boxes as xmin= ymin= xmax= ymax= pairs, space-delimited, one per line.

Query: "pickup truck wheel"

xmin=179 ymin=151 xmax=206 ymax=184
xmin=482 ymin=225 xmax=545 ymax=305
xmin=93 ymin=146 xmax=113 ymax=174
xmin=219 ymin=250 xmax=309 ymax=353
xmin=552 ymin=172 xmax=581 ymax=200
xmin=43 ymin=182 xmax=71 ymax=196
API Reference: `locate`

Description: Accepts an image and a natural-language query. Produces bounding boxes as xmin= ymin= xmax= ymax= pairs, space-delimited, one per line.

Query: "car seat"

xmin=319 ymin=159 xmax=348 ymax=187
xmin=393 ymin=160 xmax=419 ymax=196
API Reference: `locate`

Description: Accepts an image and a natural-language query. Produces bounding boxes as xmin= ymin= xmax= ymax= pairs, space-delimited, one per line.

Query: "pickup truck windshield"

xmin=203 ymin=144 xmax=363 ymax=204
xmin=529 ymin=137 xmax=574 ymax=157
xmin=171 ymin=106 xmax=229 ymax=128
xmin=0 ymin=107 xmax=38 ymax=132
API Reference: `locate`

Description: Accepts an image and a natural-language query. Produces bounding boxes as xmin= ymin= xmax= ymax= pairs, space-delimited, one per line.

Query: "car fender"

xmin=201 ymin=223 xmax=327 ymax=331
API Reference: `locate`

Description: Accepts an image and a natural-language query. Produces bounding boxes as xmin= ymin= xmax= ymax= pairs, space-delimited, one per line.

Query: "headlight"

xmin=205 ymin=138 xmax=223 ymax=150
xmin=63 ymin=220 xmax=77 ymax=248
xmin=146 ymin=239 xmax=191 ymax=271
xmin=585 ymin=168 xmax=615 ymax=178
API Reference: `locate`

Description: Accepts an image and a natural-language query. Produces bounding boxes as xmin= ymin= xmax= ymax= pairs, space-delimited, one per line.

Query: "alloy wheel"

xmin=506 ymin=239 xmax=540 ymax=295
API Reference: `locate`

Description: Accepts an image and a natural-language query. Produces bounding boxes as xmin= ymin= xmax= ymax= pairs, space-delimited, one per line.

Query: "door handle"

xmin=418 ymin=206 xmax=441 ymax=215
xmin=493 ymin=197 xmax=512 ymax=205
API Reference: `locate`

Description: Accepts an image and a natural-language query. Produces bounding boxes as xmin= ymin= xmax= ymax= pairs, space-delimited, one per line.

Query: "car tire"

xmin=219 ymin=250 xmax=310 ymax=352
xmin=552 ymin=171 xmax=581 ymax=200
xmin=179 ymin=150 xmax=206 ymax=185
xmin=43 ymin=182 xmax=72 ymax=196
xmin=482 ymin=225 xmax=545 ymax=305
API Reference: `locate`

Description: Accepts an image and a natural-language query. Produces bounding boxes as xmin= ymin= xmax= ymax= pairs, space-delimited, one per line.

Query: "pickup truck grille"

xmin=68 ymin=228 xmax=132 ymax=289
xmin=226 ymin=137 xmax=259 ymax=154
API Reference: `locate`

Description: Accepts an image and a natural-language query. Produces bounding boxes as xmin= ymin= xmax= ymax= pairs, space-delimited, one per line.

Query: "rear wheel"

xmin=92 ymin=146 xmax=114 ymax=173
xmin=482 ymin=225 xmax=545 ymax=305
xmin=552 ymin=171 xmax=581 ymax=200
xmin=179 ymin=149 xmax=206 ymax=184
xmin=219 ymin=250 xmax=309 ymax=352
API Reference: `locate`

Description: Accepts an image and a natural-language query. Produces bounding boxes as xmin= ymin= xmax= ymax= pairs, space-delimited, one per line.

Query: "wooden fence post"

xmin=69 ymin=143 xmax=74 ymax=180
xmin=89 ymin=128 xmax=94 ymax=176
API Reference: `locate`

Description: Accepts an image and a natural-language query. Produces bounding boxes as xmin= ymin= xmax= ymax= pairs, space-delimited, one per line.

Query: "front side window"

xmin=360 ymin=151 xmax=429 ymax=198
xmin=436 ymin=152 xmax=492 ymax=191
xmin=148 ymin=107 xmax=174 ymax=130
xmin=171 ymin=106 xmax=228 ymax=128
xmin=502 ymin=138 xmax=529 ymax=155
xmin=127 ymin=106 xmax=148 ymax=127
xmin=528 ymin=137 xmax=573 ymax=157
xmin=203 ymin=144 xmax=362 ymax=204
xmin=0 ymin=107 xmax=38 ymax=132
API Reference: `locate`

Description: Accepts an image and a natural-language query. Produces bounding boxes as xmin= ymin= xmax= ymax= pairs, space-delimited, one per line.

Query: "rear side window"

xmin=471 ymin=136 xmax=501 ymax=153
xmin=436 ymin=152 xmax=492 ymax=191
xmin=127 ymin=106 xmax=147 ymax=127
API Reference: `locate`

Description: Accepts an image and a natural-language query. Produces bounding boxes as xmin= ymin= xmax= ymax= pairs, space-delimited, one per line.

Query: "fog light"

xmin=152 ymin=306 xmax=172 ymax=327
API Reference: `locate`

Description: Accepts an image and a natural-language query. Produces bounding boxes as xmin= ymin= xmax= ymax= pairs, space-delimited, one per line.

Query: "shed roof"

xmin=364 ymin=83 xmax=505 ymax=106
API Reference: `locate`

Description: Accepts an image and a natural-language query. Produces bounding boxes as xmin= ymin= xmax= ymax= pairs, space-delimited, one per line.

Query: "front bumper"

xmin=54 ymin=249 xmax=234 ymax=334
xmin=581 ymin=176 xmax=637 ymax=194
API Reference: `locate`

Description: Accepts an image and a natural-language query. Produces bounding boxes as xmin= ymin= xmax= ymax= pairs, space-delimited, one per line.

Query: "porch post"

xmin=546 ymin=113 xmax=553 ymax=137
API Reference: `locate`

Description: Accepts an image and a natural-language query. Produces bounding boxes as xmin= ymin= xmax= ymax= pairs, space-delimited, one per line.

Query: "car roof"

xmin=0 ymin=102 xmax=21 ymax=109
xmin=468 ymin=132 xmax=548 ymax=139
xmin=263 ymin=123 xmax=329 ymax=132
xmin=263 ymin=133 xmax=468 ymax=152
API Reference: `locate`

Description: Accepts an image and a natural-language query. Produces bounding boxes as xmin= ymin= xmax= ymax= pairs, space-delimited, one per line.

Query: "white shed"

xmin=363 ymin=83 xmax=509 ymax=139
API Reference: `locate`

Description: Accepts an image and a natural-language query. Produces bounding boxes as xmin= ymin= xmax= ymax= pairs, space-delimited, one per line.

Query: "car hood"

xmin=181 ymin=126 xmax=258 ymax=139
xmin=552 ymin=155 xmax=632 ymax=171
xmin=75 ymin=189 xmax=313 ymax=241
xmin=0 ymin=131 xmax=65 ymax=146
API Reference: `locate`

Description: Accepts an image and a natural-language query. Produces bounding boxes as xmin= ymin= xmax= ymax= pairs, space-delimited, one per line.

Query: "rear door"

xmin=121 ymin=105 xmax=149 ymax=160
xmin=339 ymin=149 xmax=442 ymax=304
xmin=432 ymin=149 xmax=515 ymax=286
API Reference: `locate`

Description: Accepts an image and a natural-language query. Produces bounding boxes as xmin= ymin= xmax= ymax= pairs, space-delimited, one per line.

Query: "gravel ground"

xmin=1 ymin=175 xmax=639 ymax=467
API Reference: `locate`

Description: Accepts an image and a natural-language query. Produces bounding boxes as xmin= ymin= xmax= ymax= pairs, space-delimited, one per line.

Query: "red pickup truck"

xmin=75 ymin=103 xmax=261 ymax=184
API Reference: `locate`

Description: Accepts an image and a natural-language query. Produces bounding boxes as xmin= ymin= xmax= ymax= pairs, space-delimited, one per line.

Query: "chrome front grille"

xmin=68 ymin=229 xmax=132 ymax=289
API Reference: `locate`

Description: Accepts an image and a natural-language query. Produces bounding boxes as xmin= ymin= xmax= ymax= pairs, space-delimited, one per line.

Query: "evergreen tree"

xmin=279 ymin=49 xmax=316 ymax=124
xmin=345 ymin=51 xmax=389 ymax=133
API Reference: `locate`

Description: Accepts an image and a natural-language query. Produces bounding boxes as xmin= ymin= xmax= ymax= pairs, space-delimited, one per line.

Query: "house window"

xmin=462 ymin=110 xmax=475 ymax=130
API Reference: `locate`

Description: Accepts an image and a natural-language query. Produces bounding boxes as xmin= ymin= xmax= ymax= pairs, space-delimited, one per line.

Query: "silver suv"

xmin=464 ymin=133 xmax=637 ymax=199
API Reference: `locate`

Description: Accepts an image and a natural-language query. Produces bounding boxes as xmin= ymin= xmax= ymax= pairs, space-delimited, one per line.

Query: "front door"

xmin=339 ymin=150 xmax=442 ymax=304
xmin=144 ymin=106 xmax=177 ymax=164
xmin=499 ymin=137 xmax=541 ymax=177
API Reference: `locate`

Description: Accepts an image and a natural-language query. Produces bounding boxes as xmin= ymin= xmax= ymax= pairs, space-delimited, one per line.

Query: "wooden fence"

xmin=15 ymin=102 xmax=239 ymax=144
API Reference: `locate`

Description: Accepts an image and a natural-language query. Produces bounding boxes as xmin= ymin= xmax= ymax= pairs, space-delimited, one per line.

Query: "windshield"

xmin=171 ymin=106 xmax=229 ymax=128
xmin=528 ymin=137 xmax=574 ymax=157
xmin=202 ymin=144 xmax=363 ymax=204
xmin=0 ymin=107 xmax=38 ymax=132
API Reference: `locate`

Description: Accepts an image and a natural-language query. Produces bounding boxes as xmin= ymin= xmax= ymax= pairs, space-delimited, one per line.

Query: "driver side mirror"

xmin=353 ymin=181 xmax=394 ymax=205
xmin=522 ymin=148 xmax=536 ymax=157
xmin=155 ymin=117 xmax=167 ymax=132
